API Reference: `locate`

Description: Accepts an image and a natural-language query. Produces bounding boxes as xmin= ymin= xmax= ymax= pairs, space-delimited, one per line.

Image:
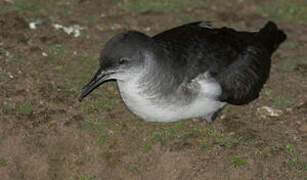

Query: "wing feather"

xmin=151 ymin=21 xmax=284 ymax=105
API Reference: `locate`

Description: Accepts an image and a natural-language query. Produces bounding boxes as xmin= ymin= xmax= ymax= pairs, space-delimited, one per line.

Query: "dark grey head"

xmin=79 ymin=31 xmax=153 ymax=101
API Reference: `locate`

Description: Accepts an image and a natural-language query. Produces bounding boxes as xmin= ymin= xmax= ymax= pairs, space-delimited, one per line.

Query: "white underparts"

xmin=117 ymin=72 xmax=226 ymax=122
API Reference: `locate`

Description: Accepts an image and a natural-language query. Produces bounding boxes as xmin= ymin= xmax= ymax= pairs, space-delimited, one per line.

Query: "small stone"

xmin=29 ymin=22 xmax=38 ymax=29
xmin=8 ymin=73 xmax=14 ymax=79
xmin=42 ymin=52 xmax=48 ymax=56
xmin=110 ymin=24 xmax=122 ymax=30
xmin=285 ymin=108 xmax=292 ymax=112
xmin=298 ymin=124 xmax=307 ymax=132
xmin=229 ymin=132 xmax=235 ymax=136
xmin=257 ymin=106 xmax=283 ymax=118
xmin=144 ymin=27 xmax=151 ymax=31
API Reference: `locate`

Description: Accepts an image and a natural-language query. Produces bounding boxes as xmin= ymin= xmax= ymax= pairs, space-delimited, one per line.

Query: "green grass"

xmin=286 ymin=155 xmax=307 ymax=171
xmin=279 ymin=59 xmax=297 ymax=72
xmin=271 ymin=95 xmax=293 ymax=109
xmin=0 ymin=71 xmax=9 ymax=82
xmin=55 ymin=65 xmax=64 ymax=73
xmin=283 ymin=143 xmax=307 ymax=174
xmin=215 ymin=135 xmax=238 ymax=148
xmin=143 ymin=121 xmax=191 ymax=151
xmin=0 ymin=158 xmax=7 ymax=167
xmin=70 ymin=170 xmax=95 ymax=180
xmin=144 ymin=131 xmax=165 ymax=151
xmin=81 ymin=98 xmax=113 ymax=112
xmin=0 ymin=101 xmax=15 ymax=115
xmin=228 ymin=155 xmax=247 ymax=168
xmin=57 ymin=82 xmax=78 ymax=94
xmin=97 ymin=135 xmax=108 ymax=146
xmin=17 ymin=101 xmax=34 ymax=116
xmin=262 ymin=87 xmax=273 ymax=97
xmin=127 ymin=155 xmax=142 ymax=174
xmin=46 ymin=44 xmax=66 ymax=64
xmin=116 ymin=0 xmax=206 ymax=13
xmin=246 ymin=140 xmax=256 ymax=147
xmin=82 ymin=118 xmax=108 ymax=131
xmin=256 ymin=146 xmax=275 ymax=158
xmin=0 ymin=0 xmax=75 ymax=19
xmin=144 ymin=122 xmax=241 ymax=151
xmin=254 ymin=0 xmax=307 ymax=22
xmin=285 ymin=143 xmax=296 ymax=153
xmin=0 ymin=0 xmax=36 ymax=14
xmin=80 ymin=101 xmax=101 ymax=112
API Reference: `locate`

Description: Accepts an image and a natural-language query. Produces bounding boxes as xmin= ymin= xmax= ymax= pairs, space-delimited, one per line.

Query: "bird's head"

xmin=79 ymin=31 xmax=153 ymax=101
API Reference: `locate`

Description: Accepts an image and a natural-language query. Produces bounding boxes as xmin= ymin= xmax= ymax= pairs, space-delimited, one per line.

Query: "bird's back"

xmin=152 ymin=21 xmax=286 ymax=105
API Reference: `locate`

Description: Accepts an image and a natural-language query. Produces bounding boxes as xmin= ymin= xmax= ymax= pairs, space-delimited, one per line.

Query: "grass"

xmin=0 ymin=71 xmax=9 ymax=82
xmin=215 ymin=135 xmax=239 ymax=148
xmin=70 ymin=170 xmax=95 ymax=180
xmin=262 ymin=87 xmax=273 ymax=97
xmin=81 ymin=101 xmax=101 ymax=112
xmin=284 ymin=143 xmax=307 ymax=174
xmin=199 ymin=128 xmax=240 ymax=149
xmin=271 ymin=95 xmax=293 ymax=109
xmin=0 ymin=158 xmax=7 ymax=167
xmin=0 ymin=101 xmax=15 ymax=115
xmin=228 ymin=155 xmax=247 ymax=168
xmin=144 ymin=123 xmax=241 ymax=151
xmin=97 ymin=135 xmax=108 ymax=146
xmin=17 ymin=101 xmax=34 ymax=116
xmin=279 ymin=59 xmax=297 ymax=72
xmin=0 ymin=0 xmax=75 ymax=19
xmin=256 ymin=146 xmax=275 ymax=158
xmin=254 ymin=0 xmax=307 ymax=22
xmin=100 ymin=150 xmax=121 ymax=168
xmin=57 ymin=82 xmax=78 ymax=94
xmin=143 ymin=121 xmax=193 ymax=151
xmin=46 ymin=44 xmax=66 ymax=64
xmin=144 ymin=131 xmax=165 ymax=151
xmin=289 ymin=156 xmax=307 ymax=170
xmin=81 ymin=99 xmax=113 ymax=112
xmin=127 ymin=157 xmax=142 ymax=174
xmin=246 ymin=140 xmax=256 ymax=147
xmin=0 ymin=0 xmax=36 ymax=14
xmin=116 ymin=0 xmax=206 ymax=13
xmin=82 ymin=118 xmax=108 ymax=131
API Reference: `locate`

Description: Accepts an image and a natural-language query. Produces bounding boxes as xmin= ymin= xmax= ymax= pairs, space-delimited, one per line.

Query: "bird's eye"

xmin=119 ymin=58 xmax=129 ymax=65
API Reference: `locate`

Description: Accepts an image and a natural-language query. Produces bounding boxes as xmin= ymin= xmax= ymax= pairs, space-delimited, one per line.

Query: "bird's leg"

xmin=201 ymin=106 xmax=225 ymax=124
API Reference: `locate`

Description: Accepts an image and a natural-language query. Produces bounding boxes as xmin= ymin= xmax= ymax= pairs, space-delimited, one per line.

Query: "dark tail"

xmin=257 ymin=21 xmax=287 ymax=54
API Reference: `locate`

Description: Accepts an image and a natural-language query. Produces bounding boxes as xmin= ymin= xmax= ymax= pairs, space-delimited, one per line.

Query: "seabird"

xmin=79 ymin=21 xmax=286 ymax=123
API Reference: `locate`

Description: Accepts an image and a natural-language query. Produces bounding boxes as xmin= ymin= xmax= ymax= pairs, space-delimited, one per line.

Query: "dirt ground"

xmin=0 ymin=0 xmax=306 ymax=179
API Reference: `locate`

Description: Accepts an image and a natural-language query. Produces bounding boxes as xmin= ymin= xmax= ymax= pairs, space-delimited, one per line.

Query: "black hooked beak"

xmin=79 ymin=67 xmax=113 ymax=102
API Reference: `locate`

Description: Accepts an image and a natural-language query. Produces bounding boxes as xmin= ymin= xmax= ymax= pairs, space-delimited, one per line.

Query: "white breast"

xmin=117 ymin=73 xmax=226 ymax=122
